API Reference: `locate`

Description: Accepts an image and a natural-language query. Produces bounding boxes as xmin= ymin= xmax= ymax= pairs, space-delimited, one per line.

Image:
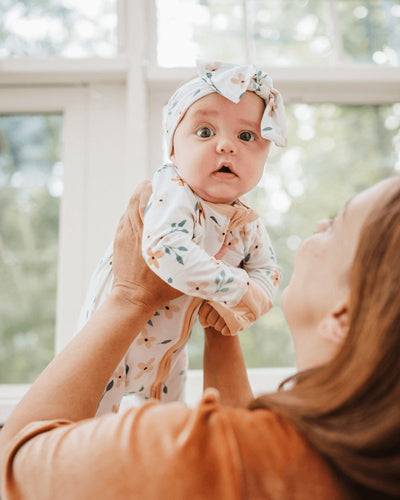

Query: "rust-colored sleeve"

xmin=1 ymin=389 xmax=345 ymax=500
xmin=1 ymin=390 xmax=243 ymax=500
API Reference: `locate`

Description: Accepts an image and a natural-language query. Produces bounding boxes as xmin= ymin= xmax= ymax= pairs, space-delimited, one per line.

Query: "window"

xmin=1 ymin=0 xmax=118 ymax=58
xmin=0 ymin=113 xmax=62 ymax=383
xmin=0 ymin=0 xmax=399 ymax=415
xmin=155 ymin=0 xmax=400 ymax=67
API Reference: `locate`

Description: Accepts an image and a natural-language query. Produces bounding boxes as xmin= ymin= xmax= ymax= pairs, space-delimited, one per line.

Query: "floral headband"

xmin=165 ymin=59 xmax=287 ymax=157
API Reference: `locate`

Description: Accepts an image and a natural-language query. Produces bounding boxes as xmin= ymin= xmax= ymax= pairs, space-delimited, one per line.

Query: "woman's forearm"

xmin=203 ymin=327 xmax=253 ymax=407
xmin=0 ymin=291 xmax=155 ymax=452
xmin=0 ymin=180 xmax=180 ymax=457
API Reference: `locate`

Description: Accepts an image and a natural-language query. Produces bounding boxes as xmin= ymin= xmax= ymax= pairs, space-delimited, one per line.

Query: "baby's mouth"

xmin=213 ymin=162 xmax=237 ymax=178
xmin=216 ymin=163 xmax=236 ymax=177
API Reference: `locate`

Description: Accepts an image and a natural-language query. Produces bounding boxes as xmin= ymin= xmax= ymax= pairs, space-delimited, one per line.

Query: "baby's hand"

xmin=199 ymin=303 xmax=230 ymax=336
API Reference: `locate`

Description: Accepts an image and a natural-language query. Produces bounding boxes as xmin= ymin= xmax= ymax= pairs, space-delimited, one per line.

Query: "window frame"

xmin=0 ymin=0 xmax=400 ymax=420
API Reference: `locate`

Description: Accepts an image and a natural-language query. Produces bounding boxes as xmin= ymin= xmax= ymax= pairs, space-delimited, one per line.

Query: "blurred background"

xmin=0 ymin=0 xmax=399 ymax=385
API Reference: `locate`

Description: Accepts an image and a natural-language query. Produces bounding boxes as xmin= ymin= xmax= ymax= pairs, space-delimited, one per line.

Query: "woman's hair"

xmin=250 ymin=179 xmax=400 ymax=498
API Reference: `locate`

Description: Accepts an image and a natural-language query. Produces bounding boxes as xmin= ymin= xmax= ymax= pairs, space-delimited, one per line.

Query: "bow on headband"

xmin=165 ymin=59 xmax=287 ymax=157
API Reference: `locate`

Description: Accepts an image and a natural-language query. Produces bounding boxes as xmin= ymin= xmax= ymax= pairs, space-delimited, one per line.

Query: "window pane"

xmin=156 ymin=0 xmax=400 ymax=67
xmin=336 ymin=0 xmax=400 ymax=66
xmin=188 ymin=103 xmax=400 ymax=368
xmin=0 ymin=114 xmax=63 ymax=383
xmin=251 ymin=0 xmax=400 ymax=67
xmin=0 ymin=0 xmax=117 ymax=58
xmin=156 ymin=0 xmax=246 ymax=67
xmin=250 ymin=0 xmax=334 ymax=66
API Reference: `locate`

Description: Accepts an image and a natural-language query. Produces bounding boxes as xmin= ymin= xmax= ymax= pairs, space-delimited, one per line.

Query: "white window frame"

xmin=0 ymin=0 xmax=399 ymax=420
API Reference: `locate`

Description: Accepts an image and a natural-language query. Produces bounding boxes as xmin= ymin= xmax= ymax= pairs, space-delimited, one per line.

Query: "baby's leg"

xmin=76 ymin=242 xmax=128 ymax=415
xmin=76 ymin=241 xmax=114 ymax=334
xmin=160 ymin=347 xmax=188 ymax=403
xmin=96 ymin=357 xmax=129 ymax=415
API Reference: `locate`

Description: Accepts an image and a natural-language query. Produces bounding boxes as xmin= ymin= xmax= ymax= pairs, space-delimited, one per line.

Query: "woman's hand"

xmin=112 ymin=180 xmax=182 ymax=309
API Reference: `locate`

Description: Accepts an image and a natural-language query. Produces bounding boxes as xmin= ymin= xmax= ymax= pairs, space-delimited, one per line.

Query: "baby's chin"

xmin=204 ymin=196 xmax=236 ymax=204
xmin=189 ymin=184 xmax=242 ymax=205
xmin=198 ymin=193 xmax=237 ymax=205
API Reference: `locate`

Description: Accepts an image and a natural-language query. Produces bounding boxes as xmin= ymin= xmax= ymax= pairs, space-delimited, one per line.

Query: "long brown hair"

xmin=250 ymin=179 xmax=400 ymax=498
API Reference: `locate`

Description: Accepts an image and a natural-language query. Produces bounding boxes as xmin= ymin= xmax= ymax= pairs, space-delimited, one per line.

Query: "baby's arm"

xmin=242 ymin=220 xmax=281 ymax=297
xmin=202 ymin=220 xmax=280 ymax=335
xmin=143 ymin=166 xmax=250 ymax=307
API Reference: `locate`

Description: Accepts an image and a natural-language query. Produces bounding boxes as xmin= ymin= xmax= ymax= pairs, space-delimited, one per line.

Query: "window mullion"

xmin=146 ymin=0 xmax=158 ymax=67
xmin=124 ymin=0 xmax=150 ymax=195
xmin=241 ymin=0 xmax=255 ymax=64
xmin=117 ymin=0 xmax=129 ymax=54
xmin=329 ymin=0 xmax=344 ymax=63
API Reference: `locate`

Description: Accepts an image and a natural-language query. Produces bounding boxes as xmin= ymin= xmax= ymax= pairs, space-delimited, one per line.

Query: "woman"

xmin=1 ymin=177 xmax=399 ymax=499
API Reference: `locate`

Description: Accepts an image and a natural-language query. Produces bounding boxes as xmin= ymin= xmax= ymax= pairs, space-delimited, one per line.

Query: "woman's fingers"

xmin=112 ymin=181 xmax=182 ymax=307
xmin=129 ymin=179 xmax=153 ymax=231
xmin=113 ymin=184 xmax=147 ymax=288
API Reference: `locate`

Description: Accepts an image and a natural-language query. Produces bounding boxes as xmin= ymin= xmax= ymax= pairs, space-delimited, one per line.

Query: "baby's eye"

xmin=238 ymin=131 xmax=255 ymax=142
xmin=196 ymin=127 xmax=215 ymax=138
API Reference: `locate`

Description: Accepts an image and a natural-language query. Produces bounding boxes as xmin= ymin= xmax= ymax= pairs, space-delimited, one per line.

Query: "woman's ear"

xmin=318 ymin=302 xmax=349 ymax=345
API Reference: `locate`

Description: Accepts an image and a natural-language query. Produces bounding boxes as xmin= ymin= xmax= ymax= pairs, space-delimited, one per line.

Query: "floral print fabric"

xmin=75 ymin=163 xmax=280 ymax=415
xmin=165 ymin=59 xmax=288 ymax=157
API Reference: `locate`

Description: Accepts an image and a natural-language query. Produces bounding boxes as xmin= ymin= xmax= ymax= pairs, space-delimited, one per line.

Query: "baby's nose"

xmin=216 ymin=137 xmax=236 ymax=154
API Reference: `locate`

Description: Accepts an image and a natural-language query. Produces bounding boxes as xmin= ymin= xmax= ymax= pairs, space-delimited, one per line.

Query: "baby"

xmin=77 ymin=60 xmax=287 ymax=414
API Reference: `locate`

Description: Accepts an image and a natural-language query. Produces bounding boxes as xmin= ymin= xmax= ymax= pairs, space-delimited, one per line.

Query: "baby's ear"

xmin=318 ymin=302 xmax=349 ymax=345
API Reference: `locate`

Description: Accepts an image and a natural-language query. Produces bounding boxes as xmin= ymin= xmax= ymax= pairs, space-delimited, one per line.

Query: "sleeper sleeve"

xmin=242 ymin=219 xmax=281 ymax=299
xmin=205 ymin=220 xmax=281 ymax=335
xmin=142 ymin=165 xmax=251 ymax=307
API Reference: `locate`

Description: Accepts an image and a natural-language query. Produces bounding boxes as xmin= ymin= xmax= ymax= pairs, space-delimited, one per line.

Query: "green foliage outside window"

xmin=0 ymin=115 xmax=62 ymax=382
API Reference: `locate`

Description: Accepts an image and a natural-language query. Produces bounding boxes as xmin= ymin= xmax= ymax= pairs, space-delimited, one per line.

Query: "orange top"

xmin=1 ymin=390 xmax=346 ymax=499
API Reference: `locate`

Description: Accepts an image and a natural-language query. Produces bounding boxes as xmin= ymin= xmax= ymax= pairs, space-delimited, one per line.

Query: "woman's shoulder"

xmin=192 ymin=389 xmax=347 ymax=499
xmin=125 ymin=389 xmax=347 ymax=499
xmin=3 ymin=390 xmax=346 ymax=499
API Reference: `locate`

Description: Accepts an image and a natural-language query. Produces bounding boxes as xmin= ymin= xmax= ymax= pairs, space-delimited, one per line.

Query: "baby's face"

xmin=170 ymin=92 xmax=271 ymax=204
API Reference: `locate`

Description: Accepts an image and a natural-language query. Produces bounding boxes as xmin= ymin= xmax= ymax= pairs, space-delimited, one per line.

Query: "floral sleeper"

xmin=76 ymin=163 xmax=280 ymax=414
